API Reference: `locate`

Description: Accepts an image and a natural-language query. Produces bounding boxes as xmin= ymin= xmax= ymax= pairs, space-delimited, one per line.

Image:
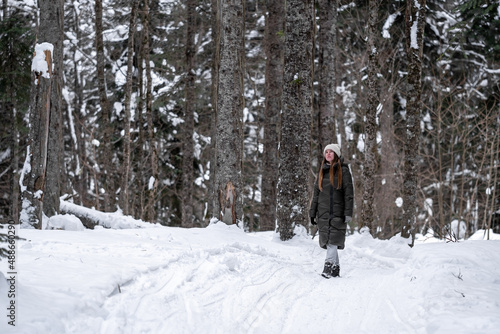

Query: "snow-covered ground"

xmin=1 ymin=212 xmax=500 ymax=334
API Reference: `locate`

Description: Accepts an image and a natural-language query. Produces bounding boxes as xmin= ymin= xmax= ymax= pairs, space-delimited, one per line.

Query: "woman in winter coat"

xmin=310 ymin=143 xmax=354 ymax=278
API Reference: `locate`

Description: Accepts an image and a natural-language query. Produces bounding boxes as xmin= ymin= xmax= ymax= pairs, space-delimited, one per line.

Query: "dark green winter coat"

xmin=309 ymin=161 xmax=354 ymax=249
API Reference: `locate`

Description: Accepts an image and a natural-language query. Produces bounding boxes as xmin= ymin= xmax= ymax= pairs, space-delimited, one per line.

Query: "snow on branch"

xmin=60 ymin=198 xmax=151 ymax=229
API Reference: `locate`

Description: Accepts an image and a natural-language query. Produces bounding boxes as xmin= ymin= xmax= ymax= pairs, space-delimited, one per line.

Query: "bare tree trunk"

xmin=457 ymin=143 xmax=466 ymax=235
xmin=135 ymin=35 xmax=146 ymax=219
xmin=377 ymin=91 xmax=398 ymax=238
xmin=361 ymin=0 xmax=379 ymax=235
xmin=207 ymin=0 xmax=220 ymax=223
xmin=21 ymin=0 xmax=64 ymax=228
xmin=402 ymin=0 xmax=426 ymax=246
xmin=317 ymin=0 xmax=337 ymax=162
xmin=11 ymin=109 xmax=19 ymax=224
xmin=465 ymin=130 xmax=489 ymax=232
xmin=486 ymin=130 xmax=499 ymax=239
xmin=212 ymin=0 xmax=244 ymax=225
xmin=260 ymin=0 xmax=284 ymax=231
xmin=119 ymin=0 xmax=139 ymax=215
xmin=448 ymin=114 xmax=456 ymax=219
xmin=143 ymin=0 xmax=158 ymax=223
xmin=483 ymin=135 xmax=497 ymax=235
xmin=181 ymin=0 xmax=196 ymax=227
xmin=277 ymin=0 xmax=314 ymax=240
xmin=95 ymin=0 xmax=115 ymax=212
xmin=67 ymin=2 xmax=86 ymax=207
xmin=44 ymin=0 xmax=64 ymax=219
xmin=436 ymin=105 xmax=446 ymax=235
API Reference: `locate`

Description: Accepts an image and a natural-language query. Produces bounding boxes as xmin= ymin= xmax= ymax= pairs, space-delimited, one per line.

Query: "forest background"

xmin=0 ymin=0 xmax=499 ymax=243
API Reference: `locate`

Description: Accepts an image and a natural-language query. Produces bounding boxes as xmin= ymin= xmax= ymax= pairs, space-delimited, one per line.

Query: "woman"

xmin=310 ymin=143 xmax=354 ymax=278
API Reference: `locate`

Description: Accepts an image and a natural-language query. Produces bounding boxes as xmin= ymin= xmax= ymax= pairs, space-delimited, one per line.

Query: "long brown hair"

xmin=318 ymin=154 xmax=342 ymax=191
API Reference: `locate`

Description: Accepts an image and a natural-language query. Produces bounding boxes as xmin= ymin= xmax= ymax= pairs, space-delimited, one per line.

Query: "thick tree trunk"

xmin=212 ymin=0 xmax=244 ymax=225
xmin=95 ymin=0 xmax=114 ymax=212
xmin=67 ymin=3 xmax=83 ymax=206
xmin=260 ymin=0 xmax=284 ymax=231
xmin=119 ymin=0 xmax=139 ymax=215
xmin=277 ymin=0 xmax=314 ymax=241
xmin=361 ymin=0 xmax=379 ymax=234
xmin=209 ymin=0 xmax=220 ymax=222
xmin=376 ymin=85 xmax=399 ymax=238
xmin=317 ymin=0 xmax=337 ymax=163
xmin=143 ymin=0 xmax=158 ymax=223
xmin=45 ymin=0 xmax=65 ymax=217
xmin=181 ymin=0 xmax=196 ymax=227
xmin=402 ymin=0 xmax=426 ymax=246
xmin=21 ymin=0 xmax=64 ymax=228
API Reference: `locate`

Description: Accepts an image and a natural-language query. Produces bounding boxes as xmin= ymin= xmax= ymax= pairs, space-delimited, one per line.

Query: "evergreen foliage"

xmin=0 ymin=9 xmax=33 ymax=220
xmin=454 ymin=0 xmax=500 ymax=62
xmin=0 ymin=12 xmax=33 ymax=109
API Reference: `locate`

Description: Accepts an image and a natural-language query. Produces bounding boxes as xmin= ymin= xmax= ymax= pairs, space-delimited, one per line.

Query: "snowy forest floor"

xmin=1 ymin=214 xmax=500 ymax=334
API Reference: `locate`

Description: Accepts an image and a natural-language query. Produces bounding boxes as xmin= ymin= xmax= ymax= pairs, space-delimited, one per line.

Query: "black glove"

xmin=310 ymin=217 xmax=317 ymax=225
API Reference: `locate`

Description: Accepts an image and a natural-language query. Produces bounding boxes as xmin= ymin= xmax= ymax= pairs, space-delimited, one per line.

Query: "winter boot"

xmin=321 ymin=262 xmax=333 ymax=278
xmin=331 ymin=265 xmax=340 ymax=278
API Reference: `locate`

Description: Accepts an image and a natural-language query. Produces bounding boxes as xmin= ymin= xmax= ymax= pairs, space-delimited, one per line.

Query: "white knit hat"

xmin=323 ymin=143 xmax=341 ymax=158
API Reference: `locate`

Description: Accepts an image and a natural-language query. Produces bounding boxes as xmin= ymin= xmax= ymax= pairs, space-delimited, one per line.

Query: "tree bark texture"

xmin=181 ymin=0 xmax=196 ymax=227
xmin=95 ymin=0 xmax=115 ymax=211
xmin=317 ymin=0 xmax=337 ymax=163
xmin=119 ymin=0 xmax=139 ymax=215
xmin=402 ymin=0 xmax=426 ymax=246
xmin=135 ymin=38 xmax=146 ymax=219
xmin=361 ymin=0 xmax=379 ymax=234
xmin=277 ymin=0 xmax=314 ymax=241
xmin=143 ymin=0 xmax=159 ymax=223
xmin=376 ymin=85 xmax=399 ymax=238
xmin=208 ymin=0 xmax=220 ymax=221
xmin=67 ymin=2 xmax=86 ymax=207
xmin=260 ymin=0 xmax=284 ymax=231
xmin=11 ymin=107 xmax=20 ymax=224
xmin=21 ymin=0 xmax=64 ymax=228
xmin=213 ymin=0 xmax=244 ymax=225
xmin=43 ymin=0 xmax=64 ymax=219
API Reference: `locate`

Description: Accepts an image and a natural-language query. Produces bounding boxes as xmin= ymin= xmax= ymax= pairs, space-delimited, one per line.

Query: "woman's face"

xmin=324 ymin=149 xmax=335 ymax=163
